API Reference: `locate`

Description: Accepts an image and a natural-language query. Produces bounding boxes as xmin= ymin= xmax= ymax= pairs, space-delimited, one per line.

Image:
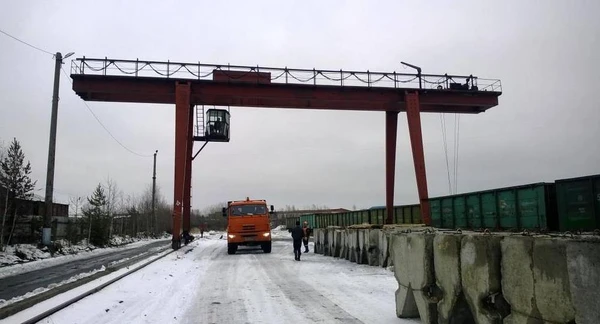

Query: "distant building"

xmin=0 ymin=185 xmax=70 ymax=244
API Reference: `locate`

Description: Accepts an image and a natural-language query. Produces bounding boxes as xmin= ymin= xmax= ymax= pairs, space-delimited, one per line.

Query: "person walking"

xmin=290 ymin=221 xmax=304 ymax=261
xmin=302 ymin=221 xmax=311 ymax=253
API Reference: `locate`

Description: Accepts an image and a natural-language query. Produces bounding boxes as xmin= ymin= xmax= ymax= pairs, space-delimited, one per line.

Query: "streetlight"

xmin=43 ymin=51 xmax=73 ymax=246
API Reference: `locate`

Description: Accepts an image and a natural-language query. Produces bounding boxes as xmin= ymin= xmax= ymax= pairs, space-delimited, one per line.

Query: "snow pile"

xmin=0 ymin=244 xmax=52 ymax=266
xmin=0 ymin=265 xmax=107 ymax=309
xmin=109 ymin=236 xmax=136 ymax=246
xmin=273 ymin=225 xmax=287 ymax=231
xmin=0 ymin=236 xmax=170 ymax=274
xmin=271 ymin=226 xmax=291 ymax=239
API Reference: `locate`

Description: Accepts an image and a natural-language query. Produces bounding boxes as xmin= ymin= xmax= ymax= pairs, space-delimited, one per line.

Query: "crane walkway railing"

xmin=70 ymin=57 xmax=502 ymax=93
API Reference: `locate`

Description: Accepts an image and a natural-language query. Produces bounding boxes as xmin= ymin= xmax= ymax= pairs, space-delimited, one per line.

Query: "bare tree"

xmin=69 ymin=196 xmax=83 ymax=218
xmin=104 ymin=176 xmax=122 ymax=238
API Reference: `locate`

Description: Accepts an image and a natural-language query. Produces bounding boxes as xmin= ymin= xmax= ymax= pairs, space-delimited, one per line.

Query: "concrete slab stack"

xmin=391 ymin=230 xmax=438 ymax=323
xmin=310 ymin=225 xmax=600 ymax=324
xmin=345 ymin=229 xmax=359 ymax=263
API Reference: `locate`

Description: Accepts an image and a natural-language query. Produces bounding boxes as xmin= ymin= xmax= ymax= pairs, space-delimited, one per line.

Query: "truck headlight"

xmin=262 ymin=233 xmax=270 ymax=237
xmin=228 ymin=234 xmax=235 ymax=239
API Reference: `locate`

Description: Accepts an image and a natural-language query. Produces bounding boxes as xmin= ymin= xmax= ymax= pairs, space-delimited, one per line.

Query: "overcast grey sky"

xmin=1 ymin=0 xmax=598 ymax=213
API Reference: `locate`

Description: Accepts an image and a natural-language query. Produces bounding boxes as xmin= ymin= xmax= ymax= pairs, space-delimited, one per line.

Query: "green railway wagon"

xmin=555 ymin=174 xmax=600 ymax=232
xmin=394 ymin=204 xmax=421 ymax=224
xmin=429 ymin=182 xmax=557 ymax=231
xmin=299 ymin=214 xmax=316 ymax=229
xmin=285 ymin=216 xmax=300 ymax=230
xmin=369 ymin=207 xmax=385 ymax=225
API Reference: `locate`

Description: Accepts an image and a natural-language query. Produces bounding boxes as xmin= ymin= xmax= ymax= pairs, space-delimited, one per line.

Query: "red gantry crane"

xmin=69 ymin=58 xmax=502 ymax=249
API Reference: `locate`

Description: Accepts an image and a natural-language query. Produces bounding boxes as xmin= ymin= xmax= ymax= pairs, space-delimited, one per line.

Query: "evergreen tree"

xmin=0 ymin=138 xmax=36 ymax=199
xmin=0 ymin=138 xmax=36 ymax=248
xmin=83 ymin=183 xmax=110 ymax=246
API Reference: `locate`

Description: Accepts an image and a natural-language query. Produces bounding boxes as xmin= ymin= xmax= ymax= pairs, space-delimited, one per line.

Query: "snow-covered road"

xmin=23 ymin=234 xmax=421 ymax=324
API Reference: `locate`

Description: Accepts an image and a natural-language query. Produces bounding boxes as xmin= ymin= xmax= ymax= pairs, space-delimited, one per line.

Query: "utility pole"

xmin=152 ymin=150 xmax=158 ymax=234
xmin=42 ymin=52 xmax=63 ymax=246
xmin=43 ymin=51 xmax=73 ymax=246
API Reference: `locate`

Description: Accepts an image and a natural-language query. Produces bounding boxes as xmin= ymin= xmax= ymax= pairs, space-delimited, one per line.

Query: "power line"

xmin=453 ymin=114 xmax=460 ymax=194
xmin=440 ymin=113 xmax=452 ymax=194
xmin=60 ymin=67 xmax=153 ymax=158
xmin=0 ymin=28 xmax=54 ymax=56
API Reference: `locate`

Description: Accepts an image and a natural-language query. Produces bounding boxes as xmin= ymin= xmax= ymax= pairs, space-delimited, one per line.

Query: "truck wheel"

xmin=227 ymin=243 xmax=237 ymax=255
xmin=262 ymin=242 xmax=272 ymax=253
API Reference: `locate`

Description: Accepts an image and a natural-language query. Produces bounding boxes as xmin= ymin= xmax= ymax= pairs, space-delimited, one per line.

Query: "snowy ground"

xmin=0 ymin=235 xmax=170 ymax=279
xmin=6 ymin=229 xmax=420 ymax=324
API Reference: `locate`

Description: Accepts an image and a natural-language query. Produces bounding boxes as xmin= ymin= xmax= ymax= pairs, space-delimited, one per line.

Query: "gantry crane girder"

xmin=69 ymin=58 xmax=502 ymax=249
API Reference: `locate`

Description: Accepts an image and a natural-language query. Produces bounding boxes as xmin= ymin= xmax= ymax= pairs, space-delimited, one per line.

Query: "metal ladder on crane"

xmin=195 ymin=105 xmax=205 ymax=137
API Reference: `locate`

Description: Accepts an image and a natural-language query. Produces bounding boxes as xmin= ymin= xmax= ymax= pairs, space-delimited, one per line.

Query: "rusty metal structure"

xmin=69 ymin=58 xmax=502 ymax=249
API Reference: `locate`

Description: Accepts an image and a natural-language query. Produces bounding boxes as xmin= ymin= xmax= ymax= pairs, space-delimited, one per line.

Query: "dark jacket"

xmin=291 ymin=225 xmax=304 ymax=241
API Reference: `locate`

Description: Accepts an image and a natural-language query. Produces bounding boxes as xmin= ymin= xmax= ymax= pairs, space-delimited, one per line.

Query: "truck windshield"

xmin=230 ymin=204 xmax=268 ymax=216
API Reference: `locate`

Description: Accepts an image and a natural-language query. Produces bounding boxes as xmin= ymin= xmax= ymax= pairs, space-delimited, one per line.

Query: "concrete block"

xmin=391 ymin=232 xmax=437 ymax=323
xmin=501 ymin=236 xmax=535 ymax=322
xmin=567 ymin=240 xmax=600 ymax=324
xmin=314 ymin=229 xmax=324 ymax=254
xmin=461 ymin=234 xmax=505 ymax=324
xmin=325 ymin=227 xmax=340 ymax=257
xmin=533 ymin=238 xmax=575 ymax=323
xmin=346 ymin=229 xmax=359 ymax=262
xmin=357 ymin=229 xmax=369 ymax=264
xmin=322 ymin=228 xmax=329 ymax=256
xmin=502 ymin=236 xmax=576 ymax=323
xmin=339 ymin=230 xmax=347 ymax=259
xmin=367 ymin=229 xmax=380 ymax=266
xmin=502 ymin=312 xmax=543 ymax=324
xmin=434 ymin=233 xmax=467 ymax=324
xmin=378 ymin=229 xmax=390 ymax=267
xmin=332 ymin=229 xmax=342 ymax=257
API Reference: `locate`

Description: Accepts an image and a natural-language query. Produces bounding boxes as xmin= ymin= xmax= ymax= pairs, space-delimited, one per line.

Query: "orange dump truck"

xmin=222 ymin=197 xmax=274 ymax=254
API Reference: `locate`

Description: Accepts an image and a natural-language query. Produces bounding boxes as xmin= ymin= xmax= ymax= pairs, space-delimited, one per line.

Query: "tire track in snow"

xmin=256 ymin=242 xmax=363 ymax=324
xmin=183 ymin=242 xmax=250 ymax=324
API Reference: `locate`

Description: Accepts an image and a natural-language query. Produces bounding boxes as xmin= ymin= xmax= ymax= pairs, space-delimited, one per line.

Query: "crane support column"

xmin=182 ymin=104 xmax=193 ymax=244
xmin=172 ymin=81 xmax=191 ymax=249
xmin=385 ymin=111 xmax=399 ymax=224
xmin=405 ymin=91 xmax=431 ymax=225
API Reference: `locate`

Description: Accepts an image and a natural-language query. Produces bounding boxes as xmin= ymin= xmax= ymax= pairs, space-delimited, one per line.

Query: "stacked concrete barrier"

xmin=391 ymin=229 xmax=438 ymax=323
xmin=366 ymin=229 xmax=380 ymax=266
xmin=311 ymin=225 xmax=600 ymax=324
xmin=331 ymin=228 xmax=342 ymax=257
xmin=357 ymin=228 xmax=369 ymax=264
xmin=566 ymin=239 xmax=600 ymax=324
xmin=460 ymin=234 xmax=506 ymax=324
xmin=433 ymin=233 xmax=464 ymax=324
xmin=501 ymin=236 xmax=591 ymax=324
xmin=339 ymin=229 xmax=348 ymax=259
xmin=321 ymin=228 xmax=329 ymax=256
xmin=325 ymin=226 xmax=340 ymax=257
xmin=313 ymin=228 xmax=323 ymax=254
xmin=378 ymin=228 xmax=390 ymax=267
xmin=392 ymin=230 xmax=599 ymax=324
xmin=349 ymin=225 xmax=372 ymax=265
xmin=346 ymin=229 xmax=359 ymax=262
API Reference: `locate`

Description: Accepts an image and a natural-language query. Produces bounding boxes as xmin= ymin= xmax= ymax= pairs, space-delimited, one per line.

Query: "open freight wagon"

xmin=287 ymin=173 xmax=599 ymax=233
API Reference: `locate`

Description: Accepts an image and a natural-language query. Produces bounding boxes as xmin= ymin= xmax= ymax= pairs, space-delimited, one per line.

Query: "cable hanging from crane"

xmin=60 ymin=67 xmax=154 ymax=158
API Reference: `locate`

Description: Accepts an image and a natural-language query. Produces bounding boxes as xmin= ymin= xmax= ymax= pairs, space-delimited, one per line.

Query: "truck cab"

xmin=223 ymin=197 xmax=274 ymax=254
